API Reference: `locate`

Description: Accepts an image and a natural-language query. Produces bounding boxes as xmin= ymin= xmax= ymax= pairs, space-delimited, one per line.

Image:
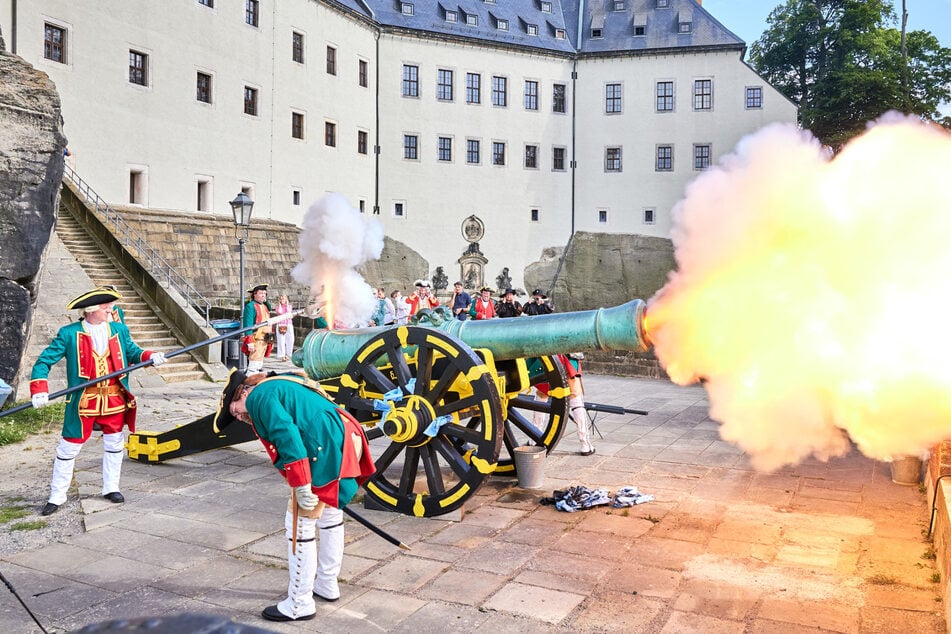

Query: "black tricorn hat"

xmin=66 ymin=286 xmax=123 ymax=310
xmin=213 ymin=368 xmax=248 ymax=433
xmin=531 ymin=289 xmax=547 ymax=299
xmin=247 ymin=283 xmax=269 ymax=294
xmin=501 ymin=288 xmax=516 ymax=297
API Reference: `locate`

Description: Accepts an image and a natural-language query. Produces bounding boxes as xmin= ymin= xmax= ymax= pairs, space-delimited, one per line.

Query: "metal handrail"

xmin=62 ymin=164 xmax=212 ymax=325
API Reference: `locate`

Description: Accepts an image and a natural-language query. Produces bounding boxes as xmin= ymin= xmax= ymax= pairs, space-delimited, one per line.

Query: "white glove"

xmin=32 ymin=392 xmax=49 ymax=409
xmin=294 ymin=484 xmax=320 ymax=511
xmin=247 ymin=342 xmax=255 ymax=352
xmin=150 ymin=352 xmax=168 ymax=367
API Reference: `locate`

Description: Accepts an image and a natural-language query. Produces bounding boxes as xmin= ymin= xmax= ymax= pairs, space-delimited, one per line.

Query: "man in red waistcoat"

xmin=30 ymin=286 xmax=167 ymax=515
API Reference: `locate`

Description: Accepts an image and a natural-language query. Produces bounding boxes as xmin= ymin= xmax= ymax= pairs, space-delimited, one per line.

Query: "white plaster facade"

xmin=1 ymin=0 xmax=796 ymax=292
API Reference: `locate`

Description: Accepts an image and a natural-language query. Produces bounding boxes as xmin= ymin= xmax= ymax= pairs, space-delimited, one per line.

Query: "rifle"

xmin=583 ymin=401 xmax=648 ymax=416
xmin=0 ymin=310 xmax=304 ymax=419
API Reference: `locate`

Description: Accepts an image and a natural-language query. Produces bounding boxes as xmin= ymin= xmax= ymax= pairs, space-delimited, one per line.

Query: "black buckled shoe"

xmin=41 ymin=502 xmax=60 ymax=516
xmin=103 ymin=492 xmax=125 ymax=503
xmin=261 ymin=605 xmax=316 ymax=622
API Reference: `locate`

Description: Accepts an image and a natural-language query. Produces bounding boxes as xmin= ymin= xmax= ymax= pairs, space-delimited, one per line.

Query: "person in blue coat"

xmin=214 ymin=369 xmax=375 ymax=622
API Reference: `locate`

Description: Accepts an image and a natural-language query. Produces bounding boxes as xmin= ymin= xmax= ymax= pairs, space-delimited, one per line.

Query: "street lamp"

xmin=230 ymin=192 xmax=254 ymax=371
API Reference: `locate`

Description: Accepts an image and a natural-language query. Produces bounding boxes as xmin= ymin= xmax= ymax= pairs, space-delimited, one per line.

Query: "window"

xmin=679 ymin=20 xmax=692 ymax=34
xmin=614 ymin=1 xmax=625 ymax=10
xmin=555 ymin=29 xmax=566 ymax=39
xmin=694 ymin=79 xmax=712 ymax=110
xmin=196 ymin=179 xmax=211 ymax=212
xmin=292 ymin=112 xmax=305 ymax=140
xmin=359 ymin=60 xmax=368 ymax=87
xmin=599 ymin=209 xmax=608 ymax=223
xmin=326 ymin=46 xmax=336 ymax=75
xmin=246 ymin=0 xmax=259 ymax=26
xmin=293 ymin=190 xmax=301 ymax=206
xmin=527 ymin=24 xmax=538 ymax=36
xmin=552 ymin=146 xmax=566 ymax=171
xmin=394 ymin=202 xmax=405 ymax=217
xmin=467 ymin=139 xmax=480 ymax=164
xmin=643 ymin=208 xmax=655 ymax=224
xmin=402 ymin=64 xmax=419 ymax=97
xmin=634 ymin=25 xmax=646 ymax=36
xmin=403 ymin=134 xmax=418 ymax=159
xmin=746 ymin=86 xmax=763 ymax=109
xmin=466 ymin=73 xmax=481 ymax=104
xmin=438 ymin=136 xmax=452 ymax=161
xmin=524 ymin=81 xmax=538 ymax=111
xmin=129 ymin=169 xmax=146 ymax=205
xmin=292 ymin=32 xmax=304 ymax=63
xmin=694 ymin=144 xmax=711 ymax=170
xmin=437 ymin=69 xmax=454 ymax=101
xmin=524 ymin=145 xmax=538 ymax=169
xmin=492 ymin=76 xmax=507 ymax=107
xmin=530 ymin=208 xmax=539 ymax=222
xmin=196 ymin=72 xmax=212 ymax=103
xmin=656 ymin=145 xmax=673 ymax=171
xmin=244 ymin=86 xmax=258 ymax=115
xmin=656 ymin=0 xmax=669 ymax=7
xmin=605 ymin=147 xmax=622 ymax=172
xmin=605 ymin=83 xmax=622 ymax=113
xmin=401 ymin=2 xmax=414 ymax=16
xmin=541 ymin=1 xmax=553 ymax=13
xmin=497 ymin=19 xmax=508 ymax=31
xmin=552 ymin=83 xmax=566 ymax=113
xmin=446 ymin=10 xmax=457 ymax=22
xmin=492 ymin=142 xmax=506 ymax=166
xmin=325 ymin=122 xmax=336 ymax=146
xmin=199 ymin=0 xmax=214 ymax=7
xmin=44 ymin=23 xmax=67 ymax=64
xmin=129 ymin=50 xmax=148 ymax=86
xmin=656 ymin=81 xmax=674 ymax=112
xmin=466 ymin=13 xmax=478 ymax=26
xmin=358 ymin=130 xmax=368 ymax=154
xmin=591 ymin=28 xmax=602 ymax=38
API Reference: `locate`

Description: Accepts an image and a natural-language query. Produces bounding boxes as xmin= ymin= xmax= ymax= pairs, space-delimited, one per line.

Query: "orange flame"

xmin=648 ymin=115 xmax=951 ymax=470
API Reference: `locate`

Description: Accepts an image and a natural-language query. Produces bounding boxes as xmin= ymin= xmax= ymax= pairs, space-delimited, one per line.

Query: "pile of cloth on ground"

xmin=539 ymin=485 xmax=654 ymax=512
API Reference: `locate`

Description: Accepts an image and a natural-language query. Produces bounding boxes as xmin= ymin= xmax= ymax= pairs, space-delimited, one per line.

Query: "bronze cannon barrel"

xmin=293 ymin=299 xmax=650 ymax=381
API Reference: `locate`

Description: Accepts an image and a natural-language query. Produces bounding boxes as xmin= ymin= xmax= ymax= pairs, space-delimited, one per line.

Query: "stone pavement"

xmin=0 ymin=362 xmax=945 ymax=633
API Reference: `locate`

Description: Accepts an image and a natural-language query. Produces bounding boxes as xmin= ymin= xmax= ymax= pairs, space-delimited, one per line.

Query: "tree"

xmin=749 ymin=0 xmax=951 ymax=148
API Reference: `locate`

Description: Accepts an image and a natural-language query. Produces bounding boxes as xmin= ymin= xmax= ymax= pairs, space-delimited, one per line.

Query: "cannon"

xmin=128 ymin=300 xmax=650 ymax=517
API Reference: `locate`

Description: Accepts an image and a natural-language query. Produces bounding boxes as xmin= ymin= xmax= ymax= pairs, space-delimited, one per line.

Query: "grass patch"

xmin=0 ymin=506 xmax=31 ymax=524
xmin=0 ymin=401 xmax=64 ymax=446
xmin=9 ymin=520 xmax=47 ymax=531
xmin=867 ymin=574 xmax=898 ymax=585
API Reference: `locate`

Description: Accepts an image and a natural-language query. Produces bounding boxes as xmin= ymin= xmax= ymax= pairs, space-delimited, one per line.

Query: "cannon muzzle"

xmin=294 ymin=299 xmax=649 ymax=380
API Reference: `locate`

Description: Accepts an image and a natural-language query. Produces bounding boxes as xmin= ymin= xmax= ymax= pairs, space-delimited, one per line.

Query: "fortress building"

xmin=1 ymin=0 xmax=796 ymax=291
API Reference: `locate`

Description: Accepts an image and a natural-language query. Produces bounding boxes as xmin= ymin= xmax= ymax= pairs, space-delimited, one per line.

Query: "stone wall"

xmin=0 ymin=44 xmax=66 ymax=387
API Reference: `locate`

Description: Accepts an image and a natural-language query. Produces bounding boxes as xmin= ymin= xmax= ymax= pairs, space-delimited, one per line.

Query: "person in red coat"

xmin=469 ymin=286 xmax=496 ymax=320
xmin=405 ymin=279 xmax=439 ymax=316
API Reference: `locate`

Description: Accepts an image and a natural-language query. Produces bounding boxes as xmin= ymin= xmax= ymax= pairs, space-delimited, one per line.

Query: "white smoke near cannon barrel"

xmin=647 ymin=114 xmax=951 ymax=471
xmin=291 ymin=193 xmax=384 ymax=328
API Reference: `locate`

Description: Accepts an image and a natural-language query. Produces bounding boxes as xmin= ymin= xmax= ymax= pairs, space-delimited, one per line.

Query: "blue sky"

xmin=702 ymin=0 xmax=951 ymax=49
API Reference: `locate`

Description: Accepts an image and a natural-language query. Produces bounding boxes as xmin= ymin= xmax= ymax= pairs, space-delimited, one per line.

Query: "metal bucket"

xmin=890 ymin=456 xmax=923 ymax=486
xmin=513 ymin=446 xmax=547 ymax=489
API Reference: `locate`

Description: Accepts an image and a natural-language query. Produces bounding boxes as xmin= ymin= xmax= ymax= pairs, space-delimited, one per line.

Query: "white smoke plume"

xmin=291 ymin=193 xmax=384 ymax=327
xmin=647 ymin=114 xmax=951 ymax=470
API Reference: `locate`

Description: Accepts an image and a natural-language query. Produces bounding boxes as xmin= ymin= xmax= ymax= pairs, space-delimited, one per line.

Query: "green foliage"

xmin=0 ymin=401 xmax=64 ymax=446
xmin=9 ymin=521 xmax=46 ymax=531
xmin=0 ymin=506 xmax=31 ymax=524
xmin=749 ymin=0 xmax=951 ymax=148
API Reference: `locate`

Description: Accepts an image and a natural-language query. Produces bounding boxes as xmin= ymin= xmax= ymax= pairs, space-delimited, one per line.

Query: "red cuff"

xmin=142 ymin=351 xmax=154 ymax=362
xmin=30 ymin=379 xmax=49 ymax=395
xmin=284 ymin=458 xmax=312 ymax=488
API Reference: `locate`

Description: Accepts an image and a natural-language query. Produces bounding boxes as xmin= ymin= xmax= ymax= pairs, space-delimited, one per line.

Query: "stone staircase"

xmin=55 ymin=210 xmax=208 ymax=383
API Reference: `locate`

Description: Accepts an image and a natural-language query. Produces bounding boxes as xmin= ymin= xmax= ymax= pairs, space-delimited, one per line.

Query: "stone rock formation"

xmin=0 ymin=35 xmax=66 ymax=389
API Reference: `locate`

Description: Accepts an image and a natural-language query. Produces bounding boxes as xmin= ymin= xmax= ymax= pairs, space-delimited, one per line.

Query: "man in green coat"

xmin=214 ymin=369 xmax=375 ymax=622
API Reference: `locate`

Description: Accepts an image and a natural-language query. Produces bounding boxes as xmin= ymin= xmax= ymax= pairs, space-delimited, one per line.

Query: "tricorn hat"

xmin=66 ymin=286 xmax=123 ymax=310
xmin=501 ymin=288 xmax=516 ymax=297
xmin=531 ymin=289 xmax=547 ymax=299
xmin=247 ymin=283 xmax=268 ymax=294
xmin=414 ymin=279 xmax=431 ymax=288
xmin=213 ymin=368 xmax=248 ymax=433
xmin=480 ymin=286 xmax=495 ymax=294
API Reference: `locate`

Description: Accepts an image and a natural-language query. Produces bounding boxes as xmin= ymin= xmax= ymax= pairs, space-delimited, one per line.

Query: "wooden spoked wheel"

xmin=494 ymin=355 xmax=570 ymax=477
xmin=335 ymin=326 xmax=503 ymax=517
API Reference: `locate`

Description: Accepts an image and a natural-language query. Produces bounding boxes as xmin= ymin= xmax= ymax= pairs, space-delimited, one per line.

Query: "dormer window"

xmin=466 ymin=13 xmax=478 ymax=26
xmin=527 ymin=23 xmax=538 ymax=36
xmin=634 ymin=25 xmax=645 ymax=36
xmin=677 ymin=8 xmax=692 ymax=32
xmin=633 ymin=14 xmax=647 ymax=36
xmin=656 ymin=0 xmax=669 ymax=7
xmin=541 ymin=1 xmax=552 ymax=13
xmin=401 ymin=2 xmax=414 ymax=16
xmin=555 ymin=28 xmax=566 ymax=39
xmin=678 ymin=21 xmax=691 ymax=33
xmin=614 ymin=1 xmax=624 ymax=10
xmin=591 ymin=28 xmax=602 ymax=38
xmin=497 ymin=19 xmax=508 ymax=31
xmin=446 ymin=10 xmax=457 ymax=22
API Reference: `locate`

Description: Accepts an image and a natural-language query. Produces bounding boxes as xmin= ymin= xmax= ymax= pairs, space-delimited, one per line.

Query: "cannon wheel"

xmin=494 ymin=355 xmax=571 ymax=477
xmin=335 ymin=326 xmax=503 ymax=517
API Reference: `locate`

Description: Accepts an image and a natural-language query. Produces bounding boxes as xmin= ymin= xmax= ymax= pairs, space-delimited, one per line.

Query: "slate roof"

xmin=329 ymin=0 xmax=744 ymax=55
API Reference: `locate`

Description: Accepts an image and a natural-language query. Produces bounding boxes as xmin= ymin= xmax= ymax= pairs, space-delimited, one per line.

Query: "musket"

xmin=0 ymin=310 xmax=304 ymax=418
xmin=583 ymin=401 xmax=649 ymax=416
xmin=343 ymin=506 xmax=411 ymax=550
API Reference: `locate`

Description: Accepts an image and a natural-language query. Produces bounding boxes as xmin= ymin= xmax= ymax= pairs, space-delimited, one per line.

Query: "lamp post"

xmin=230 ymin=192 xmax=254 ymax=371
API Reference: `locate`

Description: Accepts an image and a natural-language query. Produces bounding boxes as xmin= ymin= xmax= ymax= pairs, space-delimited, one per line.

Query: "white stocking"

xmin=49 ymin=438 xmax=83 ymax=505
xmin=315 ymin=506 xmax=345 ymax=600
xmin=570 ymin=396 xmax=594 ymax=454
xmin=276 ymin=510 xmax=318 ymax=619
xmin=101 ymin=432 xmax=125 ymax=495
